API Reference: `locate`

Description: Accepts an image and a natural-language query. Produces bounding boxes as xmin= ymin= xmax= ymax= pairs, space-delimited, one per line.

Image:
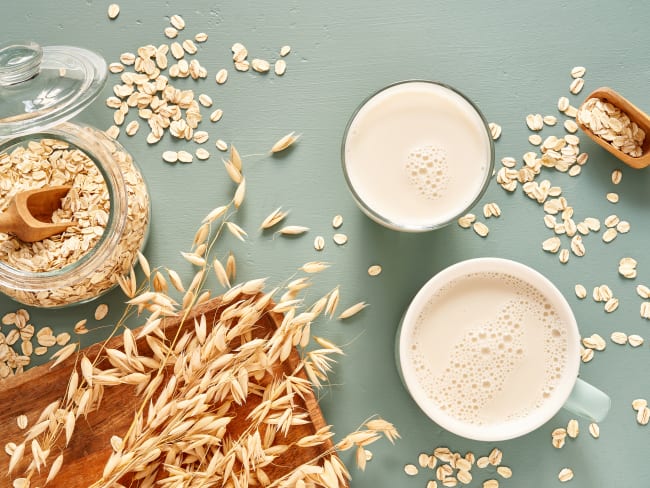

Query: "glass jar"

xmin=0 ymin=42 xmax=150 ymax=307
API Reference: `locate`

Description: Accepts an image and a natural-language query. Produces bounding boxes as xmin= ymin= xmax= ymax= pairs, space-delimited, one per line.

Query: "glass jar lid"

xmin=0 ymin=41 xmax=107 ymax=138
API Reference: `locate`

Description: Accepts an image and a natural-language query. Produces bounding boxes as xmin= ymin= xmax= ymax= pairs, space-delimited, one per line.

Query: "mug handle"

xmin=563 ymin=378 xmax=611 ymax=422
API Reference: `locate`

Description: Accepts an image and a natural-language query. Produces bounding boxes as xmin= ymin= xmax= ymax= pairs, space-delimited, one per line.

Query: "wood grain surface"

xmin=0 ymin=297 xmax=335 ymax=487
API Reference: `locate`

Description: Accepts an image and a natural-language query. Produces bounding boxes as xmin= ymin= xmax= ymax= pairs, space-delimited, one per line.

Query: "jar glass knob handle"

xmin=0 ymin=41 xmax=43 ymax=87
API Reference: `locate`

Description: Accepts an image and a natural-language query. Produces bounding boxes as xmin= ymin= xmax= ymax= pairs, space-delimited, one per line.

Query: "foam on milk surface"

xmin=344 ymin=81 xmax=491 ymax=228
xmin=408 ymin=272 xmax=569 ymax=426
xmin=405 ymin=145 xmax=449 ymax=200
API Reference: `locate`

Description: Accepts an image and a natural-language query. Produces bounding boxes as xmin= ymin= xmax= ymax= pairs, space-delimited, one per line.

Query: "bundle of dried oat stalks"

xmin=5 ymin=157 xmax=398 ymax=488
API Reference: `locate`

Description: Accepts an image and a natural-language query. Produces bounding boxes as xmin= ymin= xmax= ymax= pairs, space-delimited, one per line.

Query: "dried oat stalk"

xmin=6 ymin=146 xmax=393 ymax=488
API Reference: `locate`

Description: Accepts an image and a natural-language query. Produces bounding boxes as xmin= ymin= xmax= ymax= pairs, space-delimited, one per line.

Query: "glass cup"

xmin=395 ymin=257 xmax=610 ymax=441
xmin=341 ymin=80 xmax=494 ymax=232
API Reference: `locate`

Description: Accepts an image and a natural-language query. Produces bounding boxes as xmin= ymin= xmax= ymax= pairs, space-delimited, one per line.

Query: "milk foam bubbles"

xmin=343 ymin=81 xmax=492 ymax=230
xmin=408 ymin=272 xmax=569 ymax=426
xmin=405 ymin=145 xmax=449 ymax=200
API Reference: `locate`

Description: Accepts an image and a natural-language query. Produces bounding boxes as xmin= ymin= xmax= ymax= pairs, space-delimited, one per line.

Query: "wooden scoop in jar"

xmin=576 ymin=87 xmax=650 ymax=169
xmin=0 ymin=186 xmax=73 ymax=242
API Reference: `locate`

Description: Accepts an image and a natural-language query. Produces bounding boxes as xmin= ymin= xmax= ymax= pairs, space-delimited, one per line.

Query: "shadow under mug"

xmin=395 ymin=257 xmax=611 ymax=442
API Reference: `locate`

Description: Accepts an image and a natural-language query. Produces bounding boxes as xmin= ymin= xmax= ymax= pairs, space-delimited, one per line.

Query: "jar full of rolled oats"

xmin=0 ymin=41 xmax=150 ymax=307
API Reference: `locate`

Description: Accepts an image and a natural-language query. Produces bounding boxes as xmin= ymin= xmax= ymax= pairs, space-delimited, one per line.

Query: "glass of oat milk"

xmin=342 ymin=80 xmax=494 ymax=231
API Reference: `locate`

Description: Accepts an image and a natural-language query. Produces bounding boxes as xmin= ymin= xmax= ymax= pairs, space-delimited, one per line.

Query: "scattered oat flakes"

xmin=544 ymin=115 xmax=557 ymax=126
xmin=633 ymin=398 xmax=648 ymax=411
xmin=210 ymin=109 xmax=224 ymax=122
xmin=16 ymin=415 xmax=27 ymax=430
xmin=602 ymin=228 xmax=617 ymax=243
xmin=473 ymin=222 xmax=489 ymax=237
xmin=162 ymin=151 xmax=178 ymax=163
xmin=194 ymin=32 xmax=208 ymax=43
xmin=94 ymin=303 xmax=109 ymax=321
xmin=582 ymin=333 xmax=606 ymax=351
xmin=574 ymin=284 xmax=587 ymax=299
xmin=418 ymin=453 xmax=430 ymax=468
xmin=476 ymin=456 xmax=489 ymax=469
xmin=312 ymin=236 xmax=325 ymax=251
xmin=487 ymin=448 xmax=502 ymax=466
xmin=588 ymin=422 xmax=600 ymax=438
xmin=178 ymin=150 xmax=193 ymax=163
xmin=56 ymin=332 xmax=71 ymax=346
xmin=569 ymin=77 xmax=584 ymax=95
xmin=567 ymin=419 xmax=579 ymax=438
xmin=571 ymin=66 xmax=586 ymax=78
xmin=170 ymin=14 xmax=185 ymax=30
xmin=482 ymin=202 xmax=501 ymax=218
xmin=616 ymin=220 xmax=630 ymax=233
xmin=606 ymin=192 xmax=619 ymax=203
xmin=216 ymin=139 xmax=228 ymax=151
xmin=164 ymin=26 xmax=178 ymax=39
xmin=108 ymin=63 xmax=124 ymax=74
xmin=332 ymin=214 xmax=344 ymax=229
xmin=483 ymin=480 xmax=499 ymax=488
xmin=404 ymin=464 xmax=418 ymax=476
xmin=564 ymin=119 xmax=579 ymax=133
xmin=488 ymin=123 xmax=502 ymax=140
xmin=559 ymin=249 xmax=570 ymax=263
xmin=611 ymin=332 xmax=628 ymax=345
xmin=457 ymin=213 xmax=476 ymax=229
xmin=496 ymin=466 xmax=512 ymax=479
xmin=195 ymin=148 xmax=210 ymax=160
xmin=629 ymin=334 xmax=644 ymax=347
xmin=501 ymin=157 xmax=516 ymax=168
xmin=558 ymin=468 xmax=574 ymax=482
xmin=193 ymin=131 xmax=209 ymax=144
xmin=251 ymin=58 xmax=271 ymax=73
xmin=558 ymin=96 xmax=570 ymax=112
xmin=637 ymin=285 xmax=650 ymax=299
xmin=542 ymin=236 xmax=561 ymax=253
xmin=525 ymin=113 xmax=544 ymax=131
xmin=107 ymin=3 xmax=120 ymax=19
xmin=570 ymin=235 xmax=585 ymax=257
xmin=275 ymin=59 xmax=287 ymax=76
xmin=198 ymin=94 xmax=213 ymax=108
xmin=215 ymin=69 xmax=228 ymax=84
xmin=552 ymin=427 xmax=567 ymax=448
xmin=641 ymin=302 xmax=650 ymax=319
xmin=611 ymin=169 xmax=622 ymax=184
xmin=528 ymin=134 xmax=542 ymax=146
xmin=333 ymin=233 xmax=348 ymax=245
xmin=637 ymin=407 xmax=650 ymax=425
xmin=604 ymin=297 xmax=619 ymax=313
xmin=618 ymin=257 xmax=637 ymax=278
xmin=581 ymin=347 xmax=594 ymax=363
xmin=368 ymin=265 xmax=382 ymax=276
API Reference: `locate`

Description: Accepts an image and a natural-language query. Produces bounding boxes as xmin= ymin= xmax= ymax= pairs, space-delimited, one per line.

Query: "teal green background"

xmin=2 ymin=1 xmax=650 ymax=486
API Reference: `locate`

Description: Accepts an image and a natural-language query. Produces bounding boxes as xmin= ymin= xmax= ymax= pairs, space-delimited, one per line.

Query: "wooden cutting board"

xmin=0 ymin=296 xmax=336 ymax=487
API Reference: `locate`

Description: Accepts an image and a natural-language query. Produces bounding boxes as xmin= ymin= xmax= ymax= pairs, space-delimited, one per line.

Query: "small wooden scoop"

xmin=0 ymin=186 xmax=73 ymax=242
xmin=576 ymin=87 xmax=650 ymax=169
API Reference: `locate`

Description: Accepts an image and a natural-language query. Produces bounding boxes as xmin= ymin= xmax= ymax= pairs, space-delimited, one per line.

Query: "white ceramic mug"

xmin=396 ymin=257 xmax=610 ymax=441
